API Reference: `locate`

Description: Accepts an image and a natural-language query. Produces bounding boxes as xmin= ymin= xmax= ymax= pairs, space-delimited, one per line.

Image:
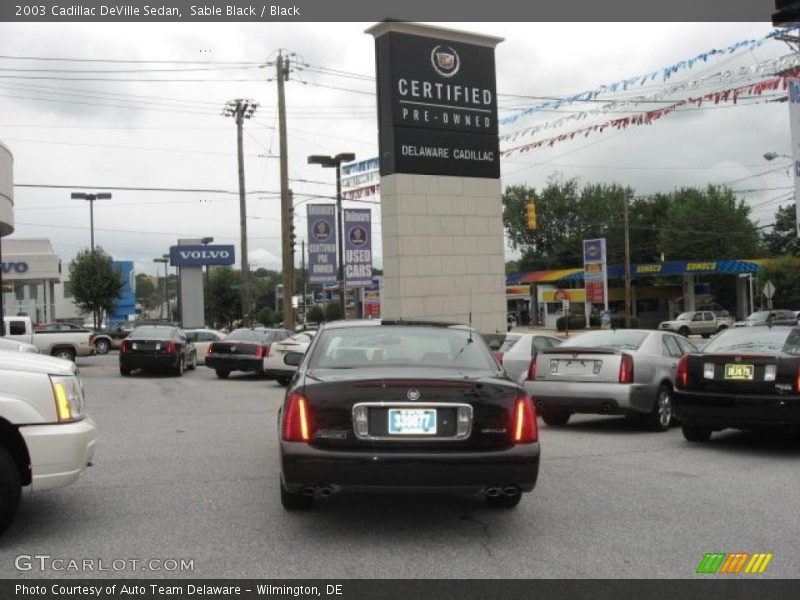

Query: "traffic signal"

xmin=773 ymin=0 xmax=800 ymax=26
xmin=526 ymin=202 xmax=537 ymax=230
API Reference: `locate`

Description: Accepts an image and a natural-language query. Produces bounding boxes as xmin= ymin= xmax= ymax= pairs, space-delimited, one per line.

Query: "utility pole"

xmin=301 ymin=238 xmax=306 ymax=328
xmin=277 ymin=52 xmax=295 ymax=330
xmin=623 ymin=194 xmax=632 ymax=328
xmin=223 ymin=99 xmax=258 ymax=324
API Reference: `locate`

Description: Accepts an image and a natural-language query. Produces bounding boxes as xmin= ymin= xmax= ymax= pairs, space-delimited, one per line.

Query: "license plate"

xmin=725 ymin=364 xmax=754 ymax=380
xmin=559 ymin=359 xmax=592 ymax=374
xmin=388 ymin=408 xmax=437 ymax=435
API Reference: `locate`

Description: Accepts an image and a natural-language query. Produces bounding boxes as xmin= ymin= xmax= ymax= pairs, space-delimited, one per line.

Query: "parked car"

xmin=3 ymin=316 xmax=93 ymax=361
xmin=0 ymin=350 xmax=97 ymax=534
xmin=90 ymin=322 xmax=136 ymax=354
xmin=263 ymin=330 xmax=316 ymax=385
xmin=524 ymin=329 xmax=698 ymax=430
xmin=674 ymin=326 xmax=800 ymax=442
xmin=119 ymin=325 xmax=196 ymax=376
xmin=205 ymin=327 xmax=290 ymax=379
xmin=0 ymin=337 xmax=38 ymax=353
xmin=278 ymin=319 xmax=540 ymax=510
xmin=659 ymin=310 xmax=734 ymax=338
xmin=501 ymin=333 xmax=562 ymax=383
xmin=733 ymin=310 xmax=797 ymax=328
xmin=183 ymin=328 xmax=226 ymax=365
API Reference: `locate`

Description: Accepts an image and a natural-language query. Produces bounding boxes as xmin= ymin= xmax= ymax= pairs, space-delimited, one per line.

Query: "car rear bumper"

xmin=674 ymin=390 xmax=800 ymax=430
xmin=280 ymin=442 xmax=540 ymax=493
xmin=523 ymin=380 xmax=655 ymax=415
xmin=20 ymin=416 xmax=97 ymax=492
xmin=120 ymin=354 xmax=178 ymax=371
xmin=205 ymin=356 xmax=262 ymax=373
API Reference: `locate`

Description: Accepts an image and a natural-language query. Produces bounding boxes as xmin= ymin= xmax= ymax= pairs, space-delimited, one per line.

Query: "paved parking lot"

xmin=1 ymin=353 xmax=798 ymax=578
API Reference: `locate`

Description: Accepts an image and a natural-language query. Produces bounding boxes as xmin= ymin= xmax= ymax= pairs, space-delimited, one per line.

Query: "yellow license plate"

xmin=724 ymin=364 xmax=754 ymax=380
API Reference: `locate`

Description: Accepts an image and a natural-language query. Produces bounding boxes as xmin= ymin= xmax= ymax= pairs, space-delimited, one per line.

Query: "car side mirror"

xmin=284 ymin=352 xmax=304 ymax=366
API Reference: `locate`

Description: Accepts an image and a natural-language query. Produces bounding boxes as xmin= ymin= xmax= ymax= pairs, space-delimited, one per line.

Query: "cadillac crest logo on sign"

xmin=431 ymin=45 xmax=460 ymax=78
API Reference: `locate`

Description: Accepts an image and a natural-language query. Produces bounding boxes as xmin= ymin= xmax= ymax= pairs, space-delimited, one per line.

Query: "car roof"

xmin=321 ymin=319 xmax=475 ymax=332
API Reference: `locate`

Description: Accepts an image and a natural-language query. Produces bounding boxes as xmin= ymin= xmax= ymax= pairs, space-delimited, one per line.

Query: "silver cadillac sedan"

xmin=522 ymin=329 xmax=697 ymax=431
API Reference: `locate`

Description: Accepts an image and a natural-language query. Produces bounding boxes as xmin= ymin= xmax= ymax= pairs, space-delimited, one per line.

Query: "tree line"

xmin=503 ymin=176 xmax=799 ymax=309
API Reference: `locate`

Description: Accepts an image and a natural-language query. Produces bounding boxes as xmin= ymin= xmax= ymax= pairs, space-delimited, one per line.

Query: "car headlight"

xmin=50 ymin=375 xmax=86 ymax=422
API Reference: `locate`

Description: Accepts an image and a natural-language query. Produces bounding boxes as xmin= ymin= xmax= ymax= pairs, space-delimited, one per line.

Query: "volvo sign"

xmin=169 ymin=244 xmax=235 ymax=267
xmin=371 ymin=26 xmax=500 ymax=178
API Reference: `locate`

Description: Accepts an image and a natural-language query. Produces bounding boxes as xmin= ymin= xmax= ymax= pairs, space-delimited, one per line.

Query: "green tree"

xmin=257 ymin=306 xmax=275 ymax=326
xmin=757 ymin=256 xmax=800 ymax=309
xmin=206 ymin=267 xmax=242 ymax=327
xmin=324 ymin=301 xmax=343 ymax=321
xmin=306 ymin=305 xmax=325 ymax=324
xmin=660 ymin=185 xmax=763 ymax=261
xmin=503 ymin=176 xmax=644 ymax=270
xmin=763 ymin=204 xmax=799 ymax=256
xmin=68 ymin=248 xmax=124 ymax=324
xmin=134 ymin=274 xmax=159 ymax=313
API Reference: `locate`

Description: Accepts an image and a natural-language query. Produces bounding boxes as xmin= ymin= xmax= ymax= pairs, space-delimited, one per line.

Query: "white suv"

xmin=0 ymin=350 xmax=97 ymax=534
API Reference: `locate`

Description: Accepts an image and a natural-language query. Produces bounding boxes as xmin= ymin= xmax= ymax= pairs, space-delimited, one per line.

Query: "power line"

xmin=0 ymin=54 xmax=264 ymax=65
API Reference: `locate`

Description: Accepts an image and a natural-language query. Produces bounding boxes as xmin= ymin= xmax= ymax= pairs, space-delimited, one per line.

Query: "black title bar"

xmin=0 ymin=0 xmax=780 ymax=22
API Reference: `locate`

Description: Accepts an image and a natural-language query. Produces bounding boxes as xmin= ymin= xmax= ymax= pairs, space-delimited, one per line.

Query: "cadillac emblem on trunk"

xmin=407 ymin=389 xmax=421 ymax=401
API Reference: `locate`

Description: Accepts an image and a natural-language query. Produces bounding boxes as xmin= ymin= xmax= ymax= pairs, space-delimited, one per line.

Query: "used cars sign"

xmin=169 ymin=245 xmax=236 ymax=267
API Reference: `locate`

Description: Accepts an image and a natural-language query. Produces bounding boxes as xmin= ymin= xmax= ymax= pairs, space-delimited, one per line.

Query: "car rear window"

xmin=499 ymin=334 xmax=522 ymax=353
xmin=309 ymin=326 xmax=496 ymax=370
xmin=225 ymin=329 xmax=283 ymax=342
xmin=130 ymin=326 xmax=174 ymax=340
xmin=703 ymin=327 xmax=800 ymax=355
xmin=561 ymin=330 xmax=649 ymax=351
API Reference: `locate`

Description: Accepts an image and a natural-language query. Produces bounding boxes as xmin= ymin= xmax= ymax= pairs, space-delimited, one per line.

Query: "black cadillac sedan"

xmin=205 ymin=327 xmax=290 ymax=379
xmin=674 ymin=326 xmax=800 ymax=442
xmin=278 ymin=320 xmax=540 ymax=510
xmin=119 ymin=325 xmax=197 ymax=376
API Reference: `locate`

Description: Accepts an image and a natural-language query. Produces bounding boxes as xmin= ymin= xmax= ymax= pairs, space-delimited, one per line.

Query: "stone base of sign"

xmin=380 ymin=173 xmax=507 ymax=333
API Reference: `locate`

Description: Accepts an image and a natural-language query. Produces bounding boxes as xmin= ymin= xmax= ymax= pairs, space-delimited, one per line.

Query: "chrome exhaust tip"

xmin=503 ymin=486 xmax=520 ymax=497
xmin=301 ymin=487 xmax=316 ymax=496
xmin=485 ymin=487 xmax=502 ymax=497
xmin=319 ymin=486 xmax=334 ymax=497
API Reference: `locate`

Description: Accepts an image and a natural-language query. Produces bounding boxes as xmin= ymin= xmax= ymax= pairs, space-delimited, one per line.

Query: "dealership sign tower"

xmin=367 ymin=22 xmax=505 ymax=332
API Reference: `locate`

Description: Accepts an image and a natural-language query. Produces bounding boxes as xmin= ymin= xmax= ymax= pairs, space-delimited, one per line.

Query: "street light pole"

xmin=308 ymin=152 xmax=355 ymax=320
xmin=153 ymin=257 xmax=168 ymax=320
xmin=71 ymin=192 xmax=111 ymax=251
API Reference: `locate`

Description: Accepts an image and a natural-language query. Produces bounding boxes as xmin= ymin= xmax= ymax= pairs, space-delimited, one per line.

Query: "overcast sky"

xmin=0 ymin=21 xmax=793 ymax=276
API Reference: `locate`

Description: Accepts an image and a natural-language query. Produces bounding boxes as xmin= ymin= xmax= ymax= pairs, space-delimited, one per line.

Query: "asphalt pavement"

xmin=1 ymin=353 xmax=798 ymax=579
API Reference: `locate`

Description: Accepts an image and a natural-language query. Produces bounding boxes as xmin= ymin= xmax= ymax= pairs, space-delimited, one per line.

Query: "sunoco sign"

xmin=373 ymin=30 xmax=500 ymax=178
xmin=169 ymin=245 xmax=236 ymax=267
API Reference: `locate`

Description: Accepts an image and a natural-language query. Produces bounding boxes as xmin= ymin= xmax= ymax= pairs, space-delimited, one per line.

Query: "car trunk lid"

xmin=299 ymin=368 xmax=521 ymax=451
xmin=536 ymin=346 xmax=625 ymax=383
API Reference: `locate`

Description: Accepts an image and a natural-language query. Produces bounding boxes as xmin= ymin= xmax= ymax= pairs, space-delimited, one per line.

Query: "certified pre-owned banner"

xmin=307 ymin=204 xmax=338 ymax=284
xmin=344 ymin=208 xmax=373 ymax=287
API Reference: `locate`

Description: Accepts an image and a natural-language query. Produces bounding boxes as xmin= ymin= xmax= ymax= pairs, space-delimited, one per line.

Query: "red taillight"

xmin=282 ymin=392 xmax=313 ymax=442
xmin=89 ymin=334 xmax=96 ymax=344
xmin=677 ymin=355 xmax=689 ymax=389
xmin=206 ymin=344 xmax=214 ymax=355
xmin=492 ymin=351 xmax=504 ymax=365
xmin=257 ymin=344 xmax=269 ymax=359
xmin=619 ymin=353 xmax=634 ymax=384
xmin=120 ymin=340 xmax=130 ymax=353
xmin=165 ymin=340 xmax=175 ymax=354
xmin=527 ymin=359 xmax=537 ymax=381
xmin=795 ymin=360 xmax=800 ymax=393
xmin=512 ymin=395 xmax=538 ymax=443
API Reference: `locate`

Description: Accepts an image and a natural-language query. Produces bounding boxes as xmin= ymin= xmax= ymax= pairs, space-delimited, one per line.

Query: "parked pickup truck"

xmin=3 ymin=317 xmax=93 ymax=361
xmin=0 ymin=349 xmax=97 ymax=534
xmin=658 ymin=310 xmax=734 ymax=338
